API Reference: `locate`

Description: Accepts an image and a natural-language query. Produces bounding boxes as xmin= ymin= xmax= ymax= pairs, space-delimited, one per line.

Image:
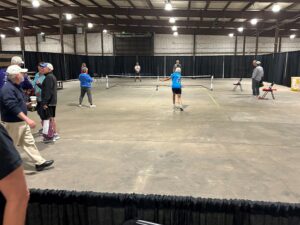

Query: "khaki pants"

xmin=1 ymin=121 xmax=46 ymax=165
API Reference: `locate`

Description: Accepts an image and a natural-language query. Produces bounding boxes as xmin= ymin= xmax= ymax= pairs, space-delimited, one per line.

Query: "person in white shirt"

xmin=134 ymin=62 xmax=141 ymax=82
xmin=252 ymin=60 xmax=264 ymax=98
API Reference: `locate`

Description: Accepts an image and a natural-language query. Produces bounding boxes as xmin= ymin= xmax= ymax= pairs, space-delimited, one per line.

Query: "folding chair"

xmin=260 ymin=82 xmax=277 ymax=100
xmin=233 ymin=78 xmax=243 ymax=91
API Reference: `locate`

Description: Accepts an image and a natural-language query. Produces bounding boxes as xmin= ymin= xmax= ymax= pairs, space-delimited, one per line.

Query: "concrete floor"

xmin=22 ymin=78 xmax=300 ymax=203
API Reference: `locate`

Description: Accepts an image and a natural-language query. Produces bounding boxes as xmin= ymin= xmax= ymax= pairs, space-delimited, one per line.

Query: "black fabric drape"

xmin=2 ymin=50 xmax=300 ymax=86
xmin=2 ymin=189 xmax=300 ymax=225
xmin=166 ymin=56 xmax=193 ymax=76
xmin=195 ymin=56 xmax=223 ymax=78
xmin=285 ymin=51 xmax=300 ymax=87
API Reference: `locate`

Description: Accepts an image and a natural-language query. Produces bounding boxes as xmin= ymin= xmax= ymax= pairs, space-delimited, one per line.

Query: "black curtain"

xmin=224 ymin=55 xmax=256 ymax=78
xmin=285 ymin=51 xmax=300 ymax=87
xmin=195 ymin=56 xmax=223 ymax=78
xmin=114 ymin=56 xmax=137 ymax=75
xmin=1 ymin=189 xmax=299 ymax=225
xmin=166 ymin=56 xmax=193 ymax=76
xmin=2 ymin=50 xmax=299 ymax=86
xmin=138 ymin=56 xmax=163 ymax=76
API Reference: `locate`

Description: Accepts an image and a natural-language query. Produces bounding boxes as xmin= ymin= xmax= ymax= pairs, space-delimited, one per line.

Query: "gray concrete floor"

xmin=23 ymin=78 xmax=300 ymax=203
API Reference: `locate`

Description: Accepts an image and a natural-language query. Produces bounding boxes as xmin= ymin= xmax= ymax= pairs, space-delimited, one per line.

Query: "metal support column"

xmin=274 ymin=25 xmax=279 ymax=53
xmin=255 ymin=30 xmax=259 ymax=57
xmin=193 ymin=33 xmax=196 ymax=76
xmin=234 ymin=35 xmax=238 ymax=56
xmin=242 ymin=35 xmax=246 ymax=56
xmin=35 ymin=35 xmax=39 ymax=52
xmin=278 ymin=37 xmax=282 ymax=53
xmin=73 ymin=34 xmax=77 ymax=54
xmin=17 ymin=0 xmax=25 ymax=59
xmin=84 ymin=28 xmax=88 ymax=56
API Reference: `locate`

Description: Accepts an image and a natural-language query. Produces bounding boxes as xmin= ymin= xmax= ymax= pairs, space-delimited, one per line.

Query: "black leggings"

xmin=79 ymin=87 xmax=93 ymax=105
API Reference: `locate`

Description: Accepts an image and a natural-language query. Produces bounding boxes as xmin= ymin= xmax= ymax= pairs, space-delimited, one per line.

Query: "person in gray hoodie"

xmin=252 ymin=60 xmax=264 ymax=97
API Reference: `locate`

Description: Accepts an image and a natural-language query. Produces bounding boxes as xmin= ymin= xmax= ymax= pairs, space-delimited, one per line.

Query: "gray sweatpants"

xmin=79 ymin=87 xmax=93 ymax=105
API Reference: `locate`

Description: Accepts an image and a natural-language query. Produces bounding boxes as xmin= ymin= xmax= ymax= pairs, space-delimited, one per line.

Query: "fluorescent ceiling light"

xmin=15 ymin=27 xmax=20 ymax=32
xmin=250 ymin=18 xmax=258 ymax=25
xmin=173 ymin=31 xmax=178 ymax=36
xmin=237 ymin=27 xmax=244 ymax=32
xmin=169 ymin=17 xmax=176 ymax=23
xmin=88 ymin=23 xmax=93 ymax=28
xmin=66 ymin=14 xmax=72 ymax=20
xmin=228 ymin=33 xmax=234 ymax=37
xmin=171 ymin=26 xmax=177 ymax=31
xmin=272 ymin=4 xmax=281 ymax=13
xmin=290 ymin=34 xmax=296 ymax=39
xmin=32 ymin=0 xmax=40 ymax=8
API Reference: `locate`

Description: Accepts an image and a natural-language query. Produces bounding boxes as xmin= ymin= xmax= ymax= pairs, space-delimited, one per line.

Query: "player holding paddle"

xmin=161 ymin=67 xmax=184 ymax=111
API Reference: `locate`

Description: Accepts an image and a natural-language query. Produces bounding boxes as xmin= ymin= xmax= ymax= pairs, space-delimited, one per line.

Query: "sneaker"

xmin=90 ymin=105 xmax=96 ymax=108
xmin=43 ymin=138 xmax=55 ymax=143
xmin=78 ymin=104 xmax=82 ymax=107
xmin=36 ymin=160 xmax=54 ymax=171
xmin=54 ymin=133 xmax=60 ymax=141
xmin=180 ymin=107 xmax=184 ymax=111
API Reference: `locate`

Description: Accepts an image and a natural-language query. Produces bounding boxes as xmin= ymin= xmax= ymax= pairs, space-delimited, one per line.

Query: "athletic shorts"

xmin=0 ymin=124 xmax=22 ymax=180
xmin=172 ymin=88 xmax=182 ymax=94
xmin=48 ymin=106 xmax=56 ymax=118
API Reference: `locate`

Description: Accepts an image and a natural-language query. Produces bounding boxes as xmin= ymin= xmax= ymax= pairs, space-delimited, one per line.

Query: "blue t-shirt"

xmin=32 ymin=72 xmax=46 ymax=102
xmin=171 ymin=72 xmax=181 ymax=89
xmin=79 ymin=73 xmax=93 ymax=88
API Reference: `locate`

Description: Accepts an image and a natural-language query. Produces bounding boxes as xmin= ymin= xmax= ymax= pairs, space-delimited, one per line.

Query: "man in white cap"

xmin=252 ymin=60 xmax=264 ymax=97
xmin=0 ymin=56 xmax=24 ymax=90
xmin=0 ymin=65 xmax=54 ymax=171
xmin=37 ymin=63 xmax=59 ymax=142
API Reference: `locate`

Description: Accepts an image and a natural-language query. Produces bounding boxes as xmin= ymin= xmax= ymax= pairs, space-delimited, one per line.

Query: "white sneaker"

xmin=54 ymin=134 xmax=60 ymax=141
xmin=78 ymin=104 xmax=82 ymax=107
xmin=90 ymin=105 xmax=96 ymax=108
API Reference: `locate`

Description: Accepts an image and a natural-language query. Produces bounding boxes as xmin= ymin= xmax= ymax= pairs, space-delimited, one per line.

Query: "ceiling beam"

xmin=3 ymin=25 xmax=298 ymax=38
xmin=1 ymin=7 xmax=299 ymax=20
xmin=1 ymin=17 xmax=300 ymax=31
xmin=172 ymin=0 xmax=300 ymax=2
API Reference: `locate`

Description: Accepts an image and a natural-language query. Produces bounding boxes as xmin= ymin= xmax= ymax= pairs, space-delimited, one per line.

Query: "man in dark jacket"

xmin=0 ymin=65 xmax=54 ymax=171
xmin=38 ymin=63 xmax=59 ymax=142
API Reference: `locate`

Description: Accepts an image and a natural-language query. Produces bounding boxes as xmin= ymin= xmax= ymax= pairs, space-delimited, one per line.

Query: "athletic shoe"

xmin=36 ymin=160 xmax=54 ymax=171
xmin=54 ymin=134 xmax=60 ymax=141
xmin=43 ymin=138 xmax=55 ymax=143
xmin=90 ymin=105 xmax=96 ymax=108
xmin=180 ymin=107 xmax=184 ymax=111
xmin=78 ymin=104 xmax=82 ymax=107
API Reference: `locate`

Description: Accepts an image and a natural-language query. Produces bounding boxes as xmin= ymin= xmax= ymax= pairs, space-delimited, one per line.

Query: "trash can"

xmin=291 ymin=77 xmax=300 ymax=91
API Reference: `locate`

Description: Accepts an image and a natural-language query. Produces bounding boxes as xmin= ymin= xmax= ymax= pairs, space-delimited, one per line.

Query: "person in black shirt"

xmin=0 ymin=124 xmax=29 ymax=225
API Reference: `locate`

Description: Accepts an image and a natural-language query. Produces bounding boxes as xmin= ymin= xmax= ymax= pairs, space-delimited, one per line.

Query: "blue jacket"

xmin=0 ymin=68 xmax=6 ymax=89
xmin=0 ymin=80 xmax=27 ymax=122
xmin=79 ymin=73 xmax=93 ymax=88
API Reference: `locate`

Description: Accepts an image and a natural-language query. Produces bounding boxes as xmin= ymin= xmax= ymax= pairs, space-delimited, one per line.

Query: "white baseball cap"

xmin=40 ymin=62 xmax=54 ymax=71
xmin=11 ymin=56 xmax=24 ymax=65
xmin=6 ymin=65 xmax=28 ymax=74
xmin=46 ymin=63 xmax=54 ymax=71
xmin=256 ymin=61 xmax=261 ymax=65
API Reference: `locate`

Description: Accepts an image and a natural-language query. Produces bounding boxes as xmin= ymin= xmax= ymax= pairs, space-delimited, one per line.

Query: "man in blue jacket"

xmin=0 ymin=65 xmax=54 ymax=171
xmin=78 ymin=67 xmax=96 ymax=108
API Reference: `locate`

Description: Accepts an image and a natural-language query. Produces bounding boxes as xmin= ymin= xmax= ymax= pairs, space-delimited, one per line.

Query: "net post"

xmin=106 ymin=75 xmax=109 ymax=89
xmin=210 ymin=75 xmax=214 ymax=91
